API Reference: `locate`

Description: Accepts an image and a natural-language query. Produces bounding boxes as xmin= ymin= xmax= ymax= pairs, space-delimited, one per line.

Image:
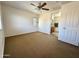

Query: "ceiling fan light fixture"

xmin=30 ymin=2 xmax=49 ymax=11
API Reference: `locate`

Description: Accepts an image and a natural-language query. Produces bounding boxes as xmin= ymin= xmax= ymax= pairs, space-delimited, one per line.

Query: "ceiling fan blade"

xmin=42 ymin=8 xmax=49 ymax=11
xmin=39 ymin=2 xmax=41 ymax=6
xmin=39 ymin=2 xmax=47 ymax=8
xmin=30 ymin=3 xmax=36 ymax=6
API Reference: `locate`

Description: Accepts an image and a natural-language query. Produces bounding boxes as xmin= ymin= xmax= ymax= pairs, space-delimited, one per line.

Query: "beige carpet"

xmin=4 ymin=32 xmax=79 ymax=58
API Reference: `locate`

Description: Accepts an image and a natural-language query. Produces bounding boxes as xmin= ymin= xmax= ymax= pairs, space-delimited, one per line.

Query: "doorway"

xmin=50 ymin=11 xmax=61 ymax=37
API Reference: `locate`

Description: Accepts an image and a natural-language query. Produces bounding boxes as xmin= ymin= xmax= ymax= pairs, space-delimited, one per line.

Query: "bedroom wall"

xmin=38 ymin=12 xmax=51 ymax=34
xmin=2 ymin=4 xmax=38 ymax=37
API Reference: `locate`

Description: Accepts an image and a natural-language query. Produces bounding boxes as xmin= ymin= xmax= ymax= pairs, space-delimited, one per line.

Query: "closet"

xmin=58 ymin=2 xmax=79 ymax=46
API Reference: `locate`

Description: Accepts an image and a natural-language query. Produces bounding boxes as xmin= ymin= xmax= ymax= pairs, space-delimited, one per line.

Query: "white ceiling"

xmin=1 ymin=1 xmax=71 ymax=14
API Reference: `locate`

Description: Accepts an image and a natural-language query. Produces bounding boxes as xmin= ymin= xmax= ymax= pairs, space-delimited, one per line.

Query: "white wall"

xmin=2 ymin=4 xmax=38 ymax=37
xmin=38 ymin=10 xmax=60 ymax=34
xmin=38 ymin=13 xmax=51 ymax=34
xmin=0 ymin=30 xmax=4 ymax=58
xmin=0 ymin=3 xmax=5 ymax=58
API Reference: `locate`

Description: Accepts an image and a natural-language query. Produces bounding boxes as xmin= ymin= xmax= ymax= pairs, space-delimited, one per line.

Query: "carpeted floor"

xmin=4 ymin=32 xmax=79 ymax=58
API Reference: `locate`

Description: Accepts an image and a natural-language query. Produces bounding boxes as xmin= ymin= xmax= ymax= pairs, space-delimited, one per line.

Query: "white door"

xmin=58 ymin=2 xmax=79 ymax=46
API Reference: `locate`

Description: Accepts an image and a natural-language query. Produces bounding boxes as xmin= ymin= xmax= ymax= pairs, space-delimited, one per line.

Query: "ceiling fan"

xmin=30 ymin=2 xmax=49 ymax=11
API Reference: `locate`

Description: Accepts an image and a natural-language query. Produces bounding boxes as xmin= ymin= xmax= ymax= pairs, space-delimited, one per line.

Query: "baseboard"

xmin=5 ymin=31 xmax=38 ymax=38
xmin=38 ymin=31 xmax=50 ymax=35
xmin=58 ymin=40 xmax=79 ymax=47
xmin=5 ymin=31 xmax=51 ymax=38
